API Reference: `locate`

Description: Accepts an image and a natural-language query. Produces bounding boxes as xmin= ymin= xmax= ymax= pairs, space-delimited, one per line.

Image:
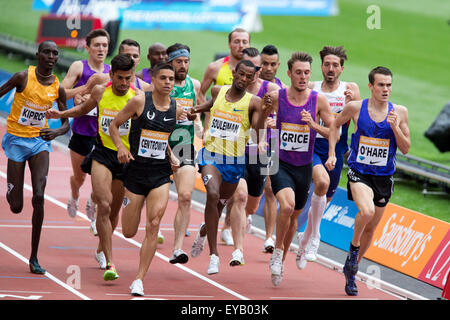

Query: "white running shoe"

xmin=90 ymin=219 xmax=98 ymax=236
xmin=130 ymin=279 xmax=144 ymax=296
xmin=270 ymin=248 xmax=284 ymax=286
xmin=207 ymin=254 xmax=219 ymax=275
xmin=169 ymin=249 xmax=189 ymax=264
xmin=296 ymin=232 xmax=307 ymax=270
xmin=245 ymin=215 xmax=252 ymax=233
xmin=305 ymin=236 xmax=320 ymax=262
xmin=229 ymin=249 xmax=245 ymax=266
xmin=220 ymin=228 xmax=234 ymax=246
xmin=86 ymin=197 xmax=97 ymax=222
xmin=157 ymin=229 xmax=164 ymax=244
xmin=95 ymin=251 xmax=107 ymax=269
xmin=263 ymin=238 xmax=275 ymax=253
xmin=191 ymin=223 xmax=206 ymax=257
xmin=67 ymin=195 xmax=79 ymax=218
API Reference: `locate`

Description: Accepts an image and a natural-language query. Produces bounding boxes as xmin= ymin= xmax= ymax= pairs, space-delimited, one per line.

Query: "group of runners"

xmin=0 ymin=27 xmax=410 ymax=297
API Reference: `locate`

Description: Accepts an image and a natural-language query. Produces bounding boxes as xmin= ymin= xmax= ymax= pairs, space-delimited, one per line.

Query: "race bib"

xmin=280 ymin=122 xmax=310 ymax=152
xmin=100 ymin=108 xmax=130 ymax=136
xmin=175 ymin=98 xmax=194 ymax=125
xmin=356 ymin=135 xmax=389 ymax=166
xmin=210 ymin=110 xmax=242 ymax=141
xmin=18 ymin=105 xmax=46 ymax=128
xmin=138 ymin=129 xmax=170 ymax=159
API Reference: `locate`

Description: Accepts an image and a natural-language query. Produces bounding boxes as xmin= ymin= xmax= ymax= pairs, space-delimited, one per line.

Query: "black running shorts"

xmin=68 ymin=132 xmax=96 ymax=157
xmin=124 ymin=162 xmax=172 ymax=197
xmin=347 ymin=167 xmax=394 ymax=207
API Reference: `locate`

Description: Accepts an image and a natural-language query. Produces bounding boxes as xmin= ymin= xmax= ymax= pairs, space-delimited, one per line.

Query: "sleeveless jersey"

xmin=141 ymin=68 xmax=152 ymax=84
xmin=168 ymin=75 xmax=196 ymax=148
xmin=275 ymin=77 xmax=283 ymax=88
xmin=129 ymin=92 xmax=177 ymax=165
xmin=313 ymin=80 xmax=349 ymax=157
xmin=97 ymin=83 xmax=135 ymax=151
xmin=72 ymin=60 xmax=111 ymax=137
xmin=216 ymin=56 xmax=234 ymax=86
xmin=205 ymin=86 xmax=252 ymax=157
xmin=277 ymin=88 xmax=318 ymax=166
xmin=7 ymin=66 xmax=60 ymax=138
xmin=347 ymin=99 xmax=398 ymax=176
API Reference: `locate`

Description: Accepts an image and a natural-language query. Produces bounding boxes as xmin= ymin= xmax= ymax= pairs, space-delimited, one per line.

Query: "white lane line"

xmin=0 ymin=241 xmax=91 ymax=300
xmin=0 ymin=170 xmax=249 ymax=300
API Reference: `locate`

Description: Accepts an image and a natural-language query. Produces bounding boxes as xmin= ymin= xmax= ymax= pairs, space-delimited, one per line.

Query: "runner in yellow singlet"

xmin=189 ymin=60 xmax=267 ymax=275
xmin=0 ymin=41 xmax=69 ymax=274
xmin=46 ymin=54 xmax=137 ymax=281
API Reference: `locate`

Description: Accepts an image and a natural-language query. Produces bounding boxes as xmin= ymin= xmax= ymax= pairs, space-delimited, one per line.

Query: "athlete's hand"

xmin=300 ymin=110 xmax=314 ymax=127
xmin=176 ymin=106 xmax=188 ymax=121
xmin=325 ymin=155 xmax=337 ymax=171
xmin=45 ymin=108 xmax=62 ymax=119
xmin=74 ymin=93 xmax=89 ymax=105
xmin=170 ymin=154 xmax=180 ymax=172
xmin=39 ymin=128 xmax=58 ymax=141
xmin=387 ymin=109 xmax=399 ymax=129
xmin=262 ymin=94 xmax=273 ymax=112
xmin=117 ymin=146 xmax=134 ymax=164
xmin=266 ymin=117 xmax=276 ymax=129
xmin=344 ymin=89 xmax=355 ymax=103
xmin=187 ymin=108 xmax=197 ymax=121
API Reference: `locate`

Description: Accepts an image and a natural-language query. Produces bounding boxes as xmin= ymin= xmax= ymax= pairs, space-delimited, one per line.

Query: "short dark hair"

xmin=319 ymin=46 xmax=347 ymax=66
xmin=368 ymin=66 xmax=393 ymax=84
xmin=38 ymin=40 xmax=57 ymax=52
xmin=152 ymin=63 xmax=174 ymax=76
xmin=111 ymin=54 xmax=134 ymax=73
xmin=119 ymin=39 xmax=140 ymax=53
xmin=287 ymin=52 xmax=313 ymax=71
xmin=228 ymin=28 xmax=250 ymax=43
xmin=235 ymin=59 xmax=257 ymax=73
xmin=86 ymin=29 xmax=110 ymax=47
xmin=242 ymin=47 xmax=260 ymax=58
xmin=261 ymin=44 xmax=278 ymax=56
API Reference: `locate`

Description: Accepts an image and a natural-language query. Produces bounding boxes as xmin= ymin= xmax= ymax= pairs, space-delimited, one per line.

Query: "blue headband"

xmin=168 ymin=48 xmax=190 ymax=62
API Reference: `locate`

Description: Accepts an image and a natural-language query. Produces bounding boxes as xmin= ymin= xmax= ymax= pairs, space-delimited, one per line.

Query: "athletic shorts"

xmin=2 ymin=132 xmax=52 ymax=162
xmin=270 ymin=160 xmax=313 ymax=210
xmin=312 ymin=151 xmax=344 ymax=198
xmin=243 ymin=156 xmax=269 ymax=198
xmin=347 ymin=167 xmax=394 ymax=207
xmin=68 ymin=132 xmax=96 ymax=157
xmin=171 ymin=143 xmax=196 ymax=167
xmin=81 ymin=145 xmax=126 ymax=181
xmin=196 ymin=147 xmax=245 ymax=185
xmin=124 ymin=162 xmax=172 ymax=197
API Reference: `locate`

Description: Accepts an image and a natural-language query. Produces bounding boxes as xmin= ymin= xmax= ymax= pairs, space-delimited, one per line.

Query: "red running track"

xmin=0 ymin=125 xmax=401 ymax=301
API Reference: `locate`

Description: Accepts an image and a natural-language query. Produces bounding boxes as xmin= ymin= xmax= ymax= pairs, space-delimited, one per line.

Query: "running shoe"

xmin=269 ymin=248 xmax=284 ymax=286
xmin=29 ymin=257 xmax=46 ymax=274
xmin=220 ymin=228 xmax=234 ymax=246
xmin=86 ymin=196 xmax=97 ymax=222
xmin=343 ymin=257 xmax=358 ymax=296
xmin=95 ymin=251 xmax=107 ymax=269
xmin=296 ymin=232 xmax=308 ymax=270
xmin=130 ymin=279 xmax=144 ymax=296
xmin=67 ymin=195 xmax=79 ymax=218
xmin=245 ymin=215 xmax=252 ymax=233
xmin=207 ymin=254 xmax=220 ymax=275
xmin=103 ymin=262 xmax=119 ymax=281
xmin=170 ymin=249 xmax=189 ymax=264
xmin=191 ymin=223 xmax=206 ymax=258
xmin=305 ymin=236 xmax=320 ymax=262
xmin=90 ymin=219 xmax=98 ymax=236
xmin=229 ymin=249 xmax=245 ymax=266
xmin=263 ymin=237 xmax=275 ymax=253
xmin=158 ymin=229 xmax=164 ymax=244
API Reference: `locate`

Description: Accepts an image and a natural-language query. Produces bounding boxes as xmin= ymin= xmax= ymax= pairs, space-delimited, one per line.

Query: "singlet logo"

xmin=210 ymin=110 xmax=242 ymax=141
xmin=280 ymin=122 xmax=310 ymax=152
xmin=356 ymin=135 xmax=390 ymax=166
xmin=138 ymin=129 xmax=170 ymax=159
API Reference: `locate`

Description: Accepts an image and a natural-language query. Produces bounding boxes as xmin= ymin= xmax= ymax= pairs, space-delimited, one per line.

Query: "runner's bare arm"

xmin=388 ymin=104 xmax=411 ymax=155
xmin=307 ymin=93 xmax=333 ymax=139
xmin=198 ymin=61 xmax=220 ymax=105
xmin=325 ymin=100 xmax=360 ymax=171
xmin=0 ymin=71 xmax=27 ymax=97
xmin=61 ymin=61 xmax=85 ymax=99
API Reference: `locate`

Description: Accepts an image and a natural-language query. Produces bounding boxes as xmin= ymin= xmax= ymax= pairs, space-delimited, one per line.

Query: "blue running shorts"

xmin=2 ymin=132 xmax=52 ymax=162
